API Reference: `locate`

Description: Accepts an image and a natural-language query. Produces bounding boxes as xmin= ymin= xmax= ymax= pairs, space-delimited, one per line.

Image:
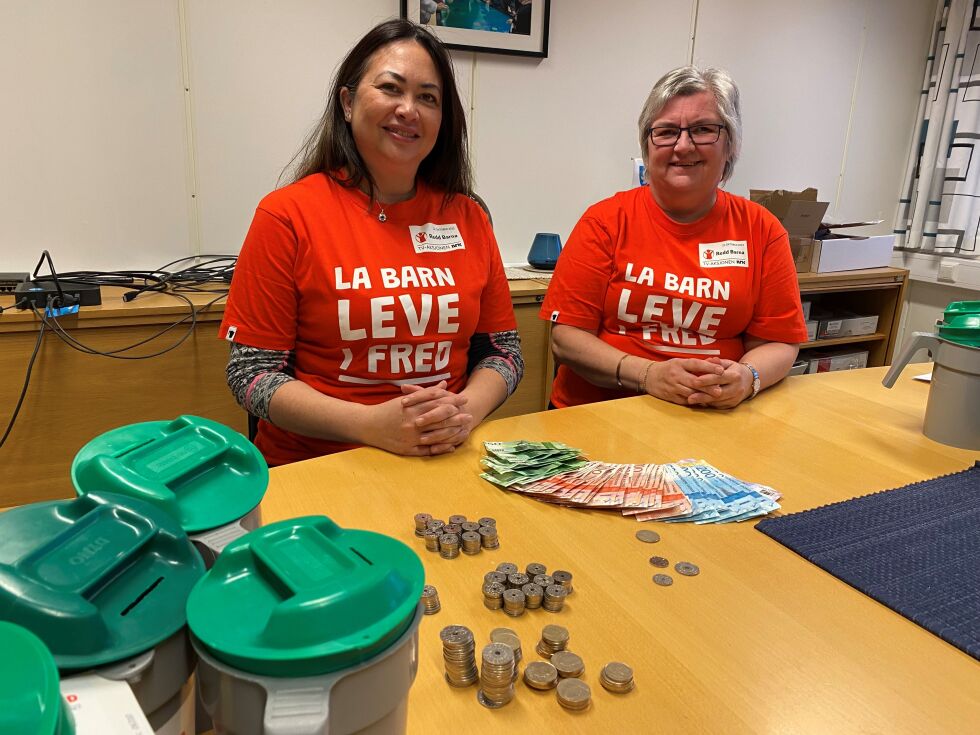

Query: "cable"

xmin=0 ymin=317 xmax=46 ymax=450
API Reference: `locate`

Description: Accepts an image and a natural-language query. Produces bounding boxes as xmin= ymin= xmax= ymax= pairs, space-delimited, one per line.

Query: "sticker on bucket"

xmin=61 ymin=674 xmax=153 ymax=734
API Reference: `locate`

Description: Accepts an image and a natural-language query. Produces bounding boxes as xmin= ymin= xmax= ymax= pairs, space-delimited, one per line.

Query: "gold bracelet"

xmin=637 ymin=361 xmax=654 ymax=394
xmin=615 ymin=354 xmax=629 ymax=389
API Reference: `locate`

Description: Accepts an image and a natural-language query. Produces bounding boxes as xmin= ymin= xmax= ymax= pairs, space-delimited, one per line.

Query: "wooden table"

xmin=260 ymin=365 xmax=979 ymax=735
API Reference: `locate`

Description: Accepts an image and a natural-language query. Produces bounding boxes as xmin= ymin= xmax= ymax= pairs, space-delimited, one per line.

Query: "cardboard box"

xmin=750 ymin=188 xmax=829 ymax=274
xmin=816 ymin=312 xmax=879 ymax=339
xmin=811 ymin=234 xmax=895 ymax=272
xmin=806 ymin=320 xmax=817 ymax=342
xmin=806 ymin=349 xmax=869 ymax=373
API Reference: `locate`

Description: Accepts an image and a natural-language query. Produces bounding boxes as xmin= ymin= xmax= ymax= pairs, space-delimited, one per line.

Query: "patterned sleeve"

xmin=467 ymin=329 xmax=524 ymax=396
xmin=226 ymin=342 xmax=296 ymax=420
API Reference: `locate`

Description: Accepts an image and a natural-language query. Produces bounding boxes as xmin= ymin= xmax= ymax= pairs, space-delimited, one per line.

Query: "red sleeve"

xmin=475 ymin=220 xmax=518 ymax=334
xmin=219 ymin=208 xmax=299 ymax=350
xmin=745 ymin=225 xmax=809 ymax=344
xmin=539 ymin=214 xmax=614 ymax=330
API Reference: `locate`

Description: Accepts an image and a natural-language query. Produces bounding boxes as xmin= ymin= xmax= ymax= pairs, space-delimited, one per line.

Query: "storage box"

xmin=812 ymin=234 xmax=895 ymax=273
xmin=750 ymin=188 xmax=829 ymax=274
xmin=806 ymin=320 xmax=817 ymax=342
xmin=816 ymin=312 xmax=879 ymax=339
xmin=788 ymin=359 xmax=809 ymax=376
xmin=801 ymin=299 xmax=812 ymax=321
xmin=806 ymin=349 xmax=869 ymax=373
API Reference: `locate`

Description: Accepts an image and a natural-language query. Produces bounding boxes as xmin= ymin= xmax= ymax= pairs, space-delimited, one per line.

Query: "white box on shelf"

xmin=812 ymin=235 xmax=895 ymax=273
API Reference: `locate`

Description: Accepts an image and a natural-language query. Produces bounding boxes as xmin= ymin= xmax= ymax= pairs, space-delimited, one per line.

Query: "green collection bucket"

xmin=186 ymin=515 xmax=425 ymax=735
xmin=0 ymin=621 xmax=75 ymax=735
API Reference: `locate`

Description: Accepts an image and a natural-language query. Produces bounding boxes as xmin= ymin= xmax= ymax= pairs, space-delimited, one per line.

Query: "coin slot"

xmin=350 ymin=547 xmax=373 ymax=566
xmin=120 ymin=576 xmax=164 ymax=617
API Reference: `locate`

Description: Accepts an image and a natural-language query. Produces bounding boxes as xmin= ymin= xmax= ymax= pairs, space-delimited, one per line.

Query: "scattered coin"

xmin=599 ymin=662 xmax=635 ymax=693
xmin=536 ymin=624 xmax=569 ymax=658
xmin=523 ymin=661 xmax=559 ymax=690
xmin=555 ymin=677 xmax=591 ymax=711
xmin=551 ymin=650 xmax=585 ymax=678
xmin=675 ymin=561 xmax=700 ymax=577
xmin=648 ymin=555 xmax=669 ymax=568
xmin=635 ymin=529 xmax=661 ymax=543
xmin=652 ymin=573 xmax=673 ymax=587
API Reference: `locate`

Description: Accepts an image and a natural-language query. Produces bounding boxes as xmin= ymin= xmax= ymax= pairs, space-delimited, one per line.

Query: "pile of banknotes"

xmin=480 ymin=440 xmax=781 ymax=523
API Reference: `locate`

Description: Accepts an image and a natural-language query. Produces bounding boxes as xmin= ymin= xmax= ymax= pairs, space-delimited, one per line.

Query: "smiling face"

xmin=339 ymin=40 xmax=443 ymax=196
xmin=646 ymin=90 xmax=729 ymax=222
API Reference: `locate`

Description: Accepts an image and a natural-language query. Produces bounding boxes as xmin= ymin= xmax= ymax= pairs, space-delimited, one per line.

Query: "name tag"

xmin=410 ymin=223 xmax=465 ymax=253
xmin=699 ymin=240 xmax=748 ymax=268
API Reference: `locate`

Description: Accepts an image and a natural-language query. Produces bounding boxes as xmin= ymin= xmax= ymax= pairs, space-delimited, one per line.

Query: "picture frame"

xmin=400 ymin=0 xmax=550 ymax=58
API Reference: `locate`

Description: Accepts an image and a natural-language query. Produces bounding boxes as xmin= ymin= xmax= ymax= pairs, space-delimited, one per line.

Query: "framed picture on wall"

xmin=401 ymin=0 xmax=550 ymax=58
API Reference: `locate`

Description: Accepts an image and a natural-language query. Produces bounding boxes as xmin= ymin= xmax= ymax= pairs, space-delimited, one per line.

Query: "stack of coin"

xmin=484 ymin=571 xmax=507 ymax=587
xmin=523 ymin=661 xmax=559 ymax=691
xmin=421 ymin=585 xmax=440 ymax=615
xmin=460 ymin=521 xmax=481 ymax=534
xmin=551 ymin=650 xmax=585 ymax=679
xmin=526 ymin=562 xmax=547 ymax=577
xmin=555 ymin=678 xmax=591 ymax=711
xmin=542 ymin=584 xmax=569 ymax=612
xmin=441 ymin=625 xmax=478 ymax=687
xmin=444 ymin=523 xmax=462 ymax=537
xmin=552 ymin=570 xmax=574 ymax=594
xmin=423 ymin=530 xmax=440 ymax=552
xmin=533 ymin=573 xmax=554 ymax=589
xmin=460 ymin=531 xmax=482 ymax=555
xmin=536 ymin=624 xmax=570 ymax=658
xmin=439 ymin=533 xmax=460 ymax=559
xmin=496 ymin=562 xmax=518 ymax=575
xmin=478 ymin=525 xmax=499 ymax=549
xmin=483 ymin=582 xmax=505 ymax=610
xmin=477 ymin=643 xmax=515 ymax=708
xmin=489 ymin=629 xmax=522 ymax=682
xmin=426 ymin=519 xmax=446 ymax=535
xmin=478 ymin=516 xmax=496 ymax=528
xmin=506 ymin=572 xmax=530 ymax=589
xmin=521 ymin=582 xmax=544 ymax=609
xmin=448 ymin=514 xmax=467 ymax=525
xmin=414 ymin=513 xmax=432 ymax=536
xmin=502 ymin=588 xmax=526 ymax=617
xmin=599 ymin=662 xmax=635 ymax=693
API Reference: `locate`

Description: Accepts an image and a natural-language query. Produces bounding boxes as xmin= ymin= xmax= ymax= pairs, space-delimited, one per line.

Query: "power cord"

xmin=0 ymin=309 xmax=46 ymax=450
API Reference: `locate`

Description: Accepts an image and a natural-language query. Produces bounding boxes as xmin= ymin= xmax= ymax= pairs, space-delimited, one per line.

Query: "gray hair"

xmin=637 ymin=66 xmax=742 ymax=183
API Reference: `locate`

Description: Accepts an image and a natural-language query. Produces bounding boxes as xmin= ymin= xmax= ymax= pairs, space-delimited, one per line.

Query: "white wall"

xmin=0 ymin=0 xmax=935 ymax=272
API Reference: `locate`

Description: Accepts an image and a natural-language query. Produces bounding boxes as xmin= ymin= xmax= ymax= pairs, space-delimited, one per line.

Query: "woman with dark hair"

xmin=220 ymin=19 xmax=522 ymax=465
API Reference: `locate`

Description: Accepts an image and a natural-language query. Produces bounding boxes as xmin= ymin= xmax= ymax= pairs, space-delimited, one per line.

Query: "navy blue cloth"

xmin=756 ymin=462 xmax=980 ymax=660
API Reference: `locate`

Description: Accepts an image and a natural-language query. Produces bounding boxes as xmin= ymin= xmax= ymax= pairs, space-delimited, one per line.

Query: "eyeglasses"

xmin=647 ymin=123 xmax=726 ymax=147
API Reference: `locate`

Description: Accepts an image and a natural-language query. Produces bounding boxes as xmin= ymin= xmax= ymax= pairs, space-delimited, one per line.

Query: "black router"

xmin=12 ymin=251 xmax=103 ymax=310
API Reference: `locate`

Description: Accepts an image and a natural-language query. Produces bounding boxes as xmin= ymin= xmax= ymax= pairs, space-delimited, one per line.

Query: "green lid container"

xmin=938 ymin=300 xmax=980 ymax=347
xmin=0 ymin=493 xmax=205 ymax=671
xmin=0 ymin=622 xmax=75 ymax=735
xmin=186 ymin=516 xmax=424 ymax=678
xmin=71 ymin=415 xmax=268 ymax=534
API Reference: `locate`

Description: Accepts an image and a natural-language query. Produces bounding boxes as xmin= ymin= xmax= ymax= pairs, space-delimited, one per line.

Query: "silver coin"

xmin=652 ymin=573 xmax=673 ymax=587
xmin=635 ymin=529 xmax=661 ymax=543
xmin=648 ymin=555 xmax=669 ymax=568
xmin=675 ymin=562 xmax=700 ymax=577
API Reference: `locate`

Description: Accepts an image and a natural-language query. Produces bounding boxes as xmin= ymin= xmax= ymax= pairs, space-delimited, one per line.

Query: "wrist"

xmin=740 ymin=362 xmax=760 ymax=400
xmin=637 ymin=360 xmax=655 ymax=394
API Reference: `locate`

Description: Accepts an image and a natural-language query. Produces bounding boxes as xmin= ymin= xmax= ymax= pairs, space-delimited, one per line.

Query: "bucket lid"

xmin=938 ymin=301 xmax=980 ymax=347
xmin=0 ymin=493 xmax=205 ymax=670
xmin=0 ymin=622 xmax=75 ymax=735
xmin=186 ymin=516 xmax=424 ymax=678
xmin=71 ymin=415 xmax=269 ymax=533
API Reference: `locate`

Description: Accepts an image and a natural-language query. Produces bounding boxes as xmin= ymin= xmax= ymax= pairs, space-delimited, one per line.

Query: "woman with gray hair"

xmin=541 ymin=66 xmax=807 ymax=409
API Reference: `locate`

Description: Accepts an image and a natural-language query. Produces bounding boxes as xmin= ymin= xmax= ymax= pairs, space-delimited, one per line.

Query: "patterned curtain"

xmin=895 ymin=0 xmax=980 ymax=260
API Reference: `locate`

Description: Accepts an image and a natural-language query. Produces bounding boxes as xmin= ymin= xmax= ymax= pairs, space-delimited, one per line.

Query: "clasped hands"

xmin=364 ymin=380 xmax=472 ymax=456
xmin=645 ymin=357 xmax=753 ymax=409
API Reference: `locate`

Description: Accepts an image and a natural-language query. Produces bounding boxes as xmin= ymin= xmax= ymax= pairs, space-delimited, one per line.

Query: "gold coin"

xmin=523 ymin=661 xmax=558 ymax=690
xmin=550 ymin=650 xmax=585 ymax=678
xmin=556 ymin=677 xmax=591 ymax=710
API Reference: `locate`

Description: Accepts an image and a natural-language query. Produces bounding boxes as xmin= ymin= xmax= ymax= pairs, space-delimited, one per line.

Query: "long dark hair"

xmin=284 ymin=19 xmax=472 ymax=205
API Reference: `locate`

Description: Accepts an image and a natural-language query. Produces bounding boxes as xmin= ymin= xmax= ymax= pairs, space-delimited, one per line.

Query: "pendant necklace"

xmin=377 ymin=205 xmax=387 ymax=223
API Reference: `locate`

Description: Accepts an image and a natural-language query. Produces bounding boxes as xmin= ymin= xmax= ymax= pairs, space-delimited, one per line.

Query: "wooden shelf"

xmin=801 ymin=333 xmax=888 ymax=350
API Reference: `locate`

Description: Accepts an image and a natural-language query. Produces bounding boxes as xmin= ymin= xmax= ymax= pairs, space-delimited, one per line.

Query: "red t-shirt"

xmin=540 ymin=187 xmax=808 ymax=408
xmin=220 ymin=173 xmax=516 ymax=464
